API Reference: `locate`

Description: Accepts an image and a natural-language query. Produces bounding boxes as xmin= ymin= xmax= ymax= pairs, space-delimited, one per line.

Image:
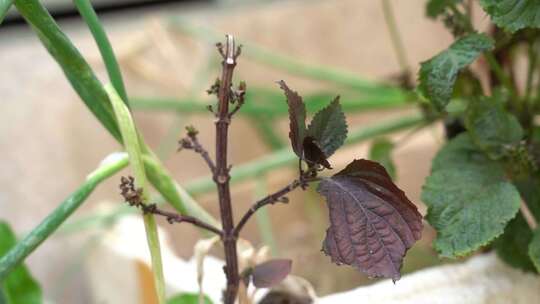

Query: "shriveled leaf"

xmin=303 ymin=136 xmax=332 ymax=169
xmin=422 ymin=134 xmax=521 ymax=257
xmin=252 ymin=259 xmax=292 ymax=288
xmin=318 ymin=159 xmax=423 ymax=281
xmin=278 ymin=80 xmax=306 ymax=157
xmin=306 ymin=96 xmax=348 ymax=157
xmin=418 ymin=33 xmax=494 ymax=111
xmin=0 ymin=221 xmax=42 ymax=304
xmin=426 ymin=0 xmax=461 ymax=18
xmin=166 ymin=292 xmax=213 ymax=304
xmin=480 ymin=0 xmax=540 ymax=33
xmin=465 ymin=95 xmax=523 ymax=159
xmin=368 ymin=138 xmax=396 ymax=179
xmin=529 ymin=228 xmax=540 ymax=272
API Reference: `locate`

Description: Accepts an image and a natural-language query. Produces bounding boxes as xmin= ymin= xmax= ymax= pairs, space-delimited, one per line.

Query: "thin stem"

xmin=0 ymin=154 xmax=129 ymax=280
xmin=73 ymin=0 xmax=128 ymax=103
xmin=137 ymin=203 xmax=222 ymax=236
xmin=214 ymin=35 xmax=241 ymax=304
xmin=178 ymin=131 xmax=216 ymax=174
xmin=381 ymin=0 xmax=410 ymax=75
xmin=526 ymin=41 xmax=537 ymax=101
xmin=0 ymin=0 xmax=11 ymax=24
xmin=107 ymin=85 xmax=166 ymax=304
xmin=234 ymin=179 xmax=302 ymax=236
xmin=520 ymin=199 xmax=538 ymax=230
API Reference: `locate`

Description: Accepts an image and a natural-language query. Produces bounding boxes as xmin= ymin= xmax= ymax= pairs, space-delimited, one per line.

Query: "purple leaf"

xmin=252 ymin=259 xmax=292 ymax=288
xmin=318 ymin=159 xmax=423 ymax=281
xmin=278 ymin=80 xmax=306 ymax=158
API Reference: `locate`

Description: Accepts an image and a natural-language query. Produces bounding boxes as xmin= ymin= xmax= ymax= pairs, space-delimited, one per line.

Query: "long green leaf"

xmin=107 ymin=84 xmax=165 ymax=304
xmin=0 ymin=0 xmax=11 ymax=24
xmin=13 ymin=0 xmax=122 ymax=142
xmin=0 ymin=221 xmax=42 ymax=304
xmin=0 ymin=154 xmax=129 ymax=280
xmin=74 ymin=0 xmax=128 ymax=103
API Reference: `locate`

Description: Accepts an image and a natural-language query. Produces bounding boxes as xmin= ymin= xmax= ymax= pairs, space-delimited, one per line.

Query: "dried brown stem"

xmin=215 ymin=34 xmax=241 ymax=304
xmin=178 ymin=128 xmax=216 ymax=174
xmin=234 ymin=179 xmax=301 ymax=236
xmin=142 ymin=204 xmax=223 ymax=236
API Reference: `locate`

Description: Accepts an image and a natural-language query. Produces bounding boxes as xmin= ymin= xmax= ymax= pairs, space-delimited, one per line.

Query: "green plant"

xmin=6 ymin=0 xmax=540 ymax=303
xmin=419 ymin=0 xmax=540 ymax=272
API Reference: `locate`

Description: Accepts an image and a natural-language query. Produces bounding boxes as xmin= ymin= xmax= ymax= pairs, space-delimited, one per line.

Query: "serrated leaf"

xmin=0 ymin=221 xmax=42 ymax=304
xmin=430 ymin=134 xmax=491 ymax=172
xmin=303 ymin=136 xmax=332 ymax=169
xmin=306 ymin=96 xmax=347 ymax=157
xmin=422 ymin=134 xmax=521 ymax=257
xmin=465 ymin=95 xmax=523 ymax=159
xmin=278 ymin=80 xmax=307 ymax=157
xmin=318 ymin=159 xmax=422 ymax=281
xmin=426 ymin=0 xmax=461 ymax=18
xmin=480 ymin=0 xmax=540 ymax=33
xmin=418 ymin=33 xmax=494 ymax=111
xmin=368 ymin=138 xmax=396 ymax=179
xmin=495 ymin=179 xmax=540 ymax=272
xmin=167 ymin=292 xmax=213 ymax=304
xmin=529 ymin=228 xmax=540 ymax=272
xmin=252 ymin=259 xmax=292 ymax=288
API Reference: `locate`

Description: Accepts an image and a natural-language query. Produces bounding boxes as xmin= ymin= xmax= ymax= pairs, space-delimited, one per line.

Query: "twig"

xmin=233 ymin=179 xmax=302 ymax=236
xmin=119 ymin=176 xmax=222 ymax=235
xmin=178 ymin=126 xmax=216 ymax=174
xmin=142 ymin=204 xmax=223 ymax=236
xmin=520 ymin=199 xmax=538 ymax=230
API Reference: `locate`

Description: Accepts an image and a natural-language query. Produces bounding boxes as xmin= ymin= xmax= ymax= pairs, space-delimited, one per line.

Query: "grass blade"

xmin=0 ymin=153 xmax=129 ymax=280
xmin=13 ymin=0 xmax=122 ymax=141
xmin=0 ymin=0 xmax=11 ymax=24
xmin=74 ymin=0 xmax=128 ymax=104
xmin=106 ymin=84 xmax=165 ymax=304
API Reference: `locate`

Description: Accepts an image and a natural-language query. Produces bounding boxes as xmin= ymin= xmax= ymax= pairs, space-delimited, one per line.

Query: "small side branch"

xmin=142 ymin=204 xmax=223 ymax=236
xmin=120 ymin=176 xmax=222 ymax=236
xmin=178 ymin=126 xmax=216 ymax=174
xmin=233 ymin=179 xmax=302 ymax=236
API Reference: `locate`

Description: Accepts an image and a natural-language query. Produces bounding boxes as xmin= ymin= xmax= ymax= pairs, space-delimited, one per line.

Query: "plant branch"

xmin=120 ymin=176 xmax=222 ymax=236
xmin=233 ymin=179 xmax=303 ymax=236
xmin=214 ymin=34 xmax=241 ymax=304
xmin=178 ymin=127 xmax=216 ymax=174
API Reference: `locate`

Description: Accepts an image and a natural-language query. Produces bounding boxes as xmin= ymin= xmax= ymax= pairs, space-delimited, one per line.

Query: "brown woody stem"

xmin=179 ymin=132 xmax=216 ymax=174
xmin=234 ymin=179 xmax=302 ymax=236
xmin=142 ymin=204 xmax=223 ymax=236
xmin=215 ymin=34 xmax=240 ymax=304
xmin=520 ymin=199 xmax=538 ymax=230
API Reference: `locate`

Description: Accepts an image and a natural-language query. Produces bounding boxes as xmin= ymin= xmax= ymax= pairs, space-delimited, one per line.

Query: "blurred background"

xmin=0 ymin=0 xmax=489 ymax=302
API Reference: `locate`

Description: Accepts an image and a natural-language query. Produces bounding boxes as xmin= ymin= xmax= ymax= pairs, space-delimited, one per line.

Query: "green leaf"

xmin=307 ymin=96 xmax=348 ymax=157
xmin=107 ymin=84 xmax=165 ymax=303
xmin=368 ymin=138 xmax=396 ymax=179
xmin=430 ymin=133 xmax=491 ymax=172
xmin=480 ymin=0 xmax=540 ymax=33
xmin=426 ymin=0 xmax=461 ymax=18
xmin=422 ymin=134 xmax=521 ymax=257
xmin=418 ymin=33 xmax=494 ymax=111
xmin=495 ymin=215 xmax=537 ymax=272
xmin=13 ymin=0 xmax=122 ymax=142
xmin=529 ymin=228 xmax=540 ymax=272
xmin=167 ymin=293 xmax=213 ymax=304
xmin=465 ymin=95 xmax=523 ymax=159
xmin=0 ymin=221 xmax=42 ymax=304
